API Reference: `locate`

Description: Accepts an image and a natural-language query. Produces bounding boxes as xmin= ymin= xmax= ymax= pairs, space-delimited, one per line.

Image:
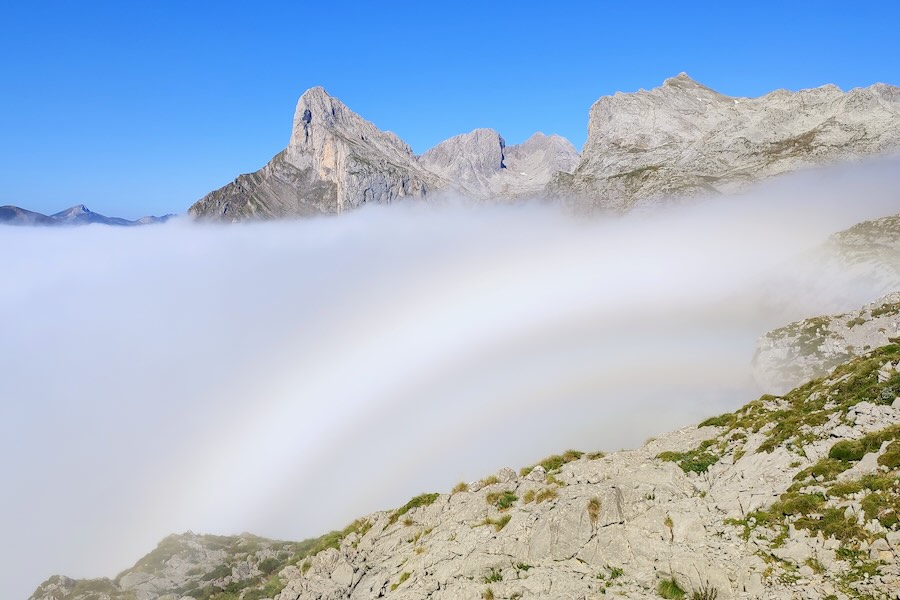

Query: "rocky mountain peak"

xmin=418 ymin=128 xmax=578 ymax=200
xmin=190 ymin=87 xmax=440 ymax=221
xmin=52 ymin=204 xmax=91 ymax=217
xmin=550 ymin=75 xmax=900 ymax=211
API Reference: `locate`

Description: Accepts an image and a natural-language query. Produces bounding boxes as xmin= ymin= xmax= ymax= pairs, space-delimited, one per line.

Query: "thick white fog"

xmin=2 ymin=160 xmax=900 ymax=599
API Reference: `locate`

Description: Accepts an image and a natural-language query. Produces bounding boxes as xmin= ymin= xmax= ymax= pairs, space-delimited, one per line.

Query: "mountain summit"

xmin=189 ymin=87 xmax=443 ymax=221
xmin=418 ymin=129 xmax=579 ymax=200
xmin=189 ymin=75 xmax=900 ymax=221
xmin=550 ymin=74 xmax=900 ymax=210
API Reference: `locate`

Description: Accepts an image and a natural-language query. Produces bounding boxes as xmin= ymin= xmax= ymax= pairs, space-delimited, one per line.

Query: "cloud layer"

xmin=2 ymin=159 xmax=899 ymax=599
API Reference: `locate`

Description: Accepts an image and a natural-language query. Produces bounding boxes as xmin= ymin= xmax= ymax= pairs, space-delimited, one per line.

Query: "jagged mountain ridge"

xmin=0 ymin=204 xmax=173 ymax=227
xmin=549 ymin=73 xmax=900 ymax=211
xmin=418 ymin=129 xmax=580 ymax=200
xmin=189 ymin=75 xmax=900 ymax=221
xmin=188 ymin=87 xmax=444 ymax=222
xmin=30 ymin=330 xmax=900 ymax=599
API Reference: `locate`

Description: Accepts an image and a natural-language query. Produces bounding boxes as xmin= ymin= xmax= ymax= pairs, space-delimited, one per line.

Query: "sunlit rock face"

xmin=191 ymin=75 xmax=900 ymax=221
xmin=189 ymin=87 xmax=443 ymax=221
xmin=549 ymin=73 xmax=900 ymax=211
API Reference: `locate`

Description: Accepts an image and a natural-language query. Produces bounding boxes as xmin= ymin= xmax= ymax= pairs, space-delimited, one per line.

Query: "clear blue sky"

xmin=2 ymin=1 xmax=898 ymax=219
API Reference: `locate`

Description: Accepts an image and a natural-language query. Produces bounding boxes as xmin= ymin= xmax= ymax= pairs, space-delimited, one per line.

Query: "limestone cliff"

xmin=549 ymin=73 xmax=900 ymax=212
xmin=418 ymin=129 xmax=579 ymax=200
xmin=189 ymin=88 xmax=444 ymax=221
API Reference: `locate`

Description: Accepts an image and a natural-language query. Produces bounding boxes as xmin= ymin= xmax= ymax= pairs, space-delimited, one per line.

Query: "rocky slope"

xmin=752 ymin=213 xmax=900 ymax=394
xmin=754 ymin=294 xmax=900 ymax=395
xmin=188 ymin=88 xmax=444 ymax=222
xmin=548 ymin=73 xmax=900 ymax=212
xmin=825 ymin=214 xmax=900 ymax=294
xmin=418 ymin=129 xmax=579 ymax=200
xmin=30 ymin=342 xmax=900 ymax=600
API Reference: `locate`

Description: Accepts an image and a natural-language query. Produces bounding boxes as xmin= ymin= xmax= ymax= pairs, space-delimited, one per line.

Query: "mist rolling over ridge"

xmin=4 ymin=159 xmax=900 ymax=599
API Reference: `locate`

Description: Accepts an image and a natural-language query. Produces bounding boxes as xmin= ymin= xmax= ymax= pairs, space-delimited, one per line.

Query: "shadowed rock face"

xmin=549 ymin=73 xmax=900 ymax=211
xmin=189 ymin=87 xmax=444 ymax=222
xmin=0 ymin=205 xmax=59 ymax=226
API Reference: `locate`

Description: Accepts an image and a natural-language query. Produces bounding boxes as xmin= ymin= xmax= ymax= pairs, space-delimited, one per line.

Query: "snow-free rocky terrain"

xmin=752 ymin=214 xmax=900 ymax=394
xmin=30 ymin=297 xmax=900 ymax=600
xmin=189 ymin=74 xmax=900 ymax=221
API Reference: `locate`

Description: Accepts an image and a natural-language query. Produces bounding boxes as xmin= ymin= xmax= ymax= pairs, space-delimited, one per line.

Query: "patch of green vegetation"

xmin=693 ymin=346 xmax=900 ymax=459
xmin=871 ymin=303 xmax=900 ymax=318
xmin=658 ymin=439 xmax=721 ymax=473
xmin=795 ymin=507 xmax=868 ymax=542
xmin=201 ymin=565 xmax=232 ymax=581
xmin=828 ymin=425 xmax=900 ymax=462
xmin=588 ymin=497 xmax=602 ymax=524
xmin=861 ymin=491 xmax=900 ymax=528
xmin=242 ymin=576 xmax=284 ymax=600
xmin=257 ymin=557 xmax=281 ymax=575
xmin=521 ymin=450 xmax=583 ymax=476
xmin=485 ymin=490 xmax=518 ymax=510
xmin=878 ymin=440 xmax=900 ymax=469
xmin=690 ymin=582 xmax=719 ymax=600
xmin=698 ymin=413 xmax=735 ymax=428
xmin=390 ymin=571 xmax=410 ymax=591
xmin=805 ymin=558 xmax=825 ymax=575
xmin=795 ymin=458 xmax=849 ymax=482
xmin=479 ymin=514 xmax=512 ymax=532
xmin=452 ymin=482 xmax=469 ymax=494
xmin=389 ymin=493 xmax=439 ymax=525
xmin=535 ymin=488 xmax=558 ymax=503
xmin=483 ymin=567 xmax=503 ymax=583
xmin=657 ymin=578 xmax=686 ymax=599
xmin=515 ymin=562 xmax=532 ymax=572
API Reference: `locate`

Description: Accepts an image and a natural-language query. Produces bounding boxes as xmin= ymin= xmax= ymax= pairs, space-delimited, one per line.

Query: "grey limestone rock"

xmin=418 ymin=129 xmax=579 ymax=200
xmin=753 ymin=291 xmax=900 ymax=393
xmin=549 ymin=73 xmax=900 ymax=212
xmin=189 ymin=87 xmax=444 ymax=221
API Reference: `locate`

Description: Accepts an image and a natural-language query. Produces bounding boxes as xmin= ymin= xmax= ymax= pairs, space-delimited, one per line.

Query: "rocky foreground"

xmin=31 ymin=329 xmax=900 ymax=599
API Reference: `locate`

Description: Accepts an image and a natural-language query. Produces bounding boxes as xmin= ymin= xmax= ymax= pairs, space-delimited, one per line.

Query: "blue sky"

xmin=2 ymin=1 xmax=898 ymax=218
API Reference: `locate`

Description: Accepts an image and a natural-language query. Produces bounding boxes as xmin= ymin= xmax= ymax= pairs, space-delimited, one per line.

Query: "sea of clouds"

xmin=2 ymin=159 xmax=899 ymax=599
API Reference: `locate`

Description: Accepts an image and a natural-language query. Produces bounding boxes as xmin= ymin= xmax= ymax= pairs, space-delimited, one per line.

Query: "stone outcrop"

xmin=549 ymin=73 xmax=900 ymax=211
xmin=752 ymin=213 xmax=900 ymax=393
xmin=418 ymin=129 xmax=579 ymax=200
xmin=189 ymin=87 xmax=444 ymax=221
xmin=754 ymin=293 xmax=900 ymax=394
xmin=31 ymin=346 xmax=900 ymax=600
